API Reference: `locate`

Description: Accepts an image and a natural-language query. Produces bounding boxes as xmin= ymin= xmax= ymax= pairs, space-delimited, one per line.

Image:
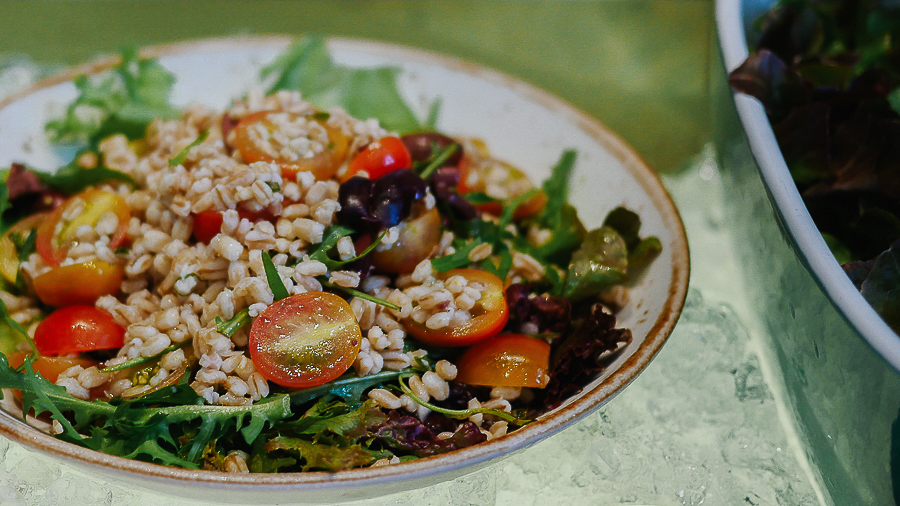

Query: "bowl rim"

xmin=0 ymin=35 xmax=690 ymax=492
xmin=715 ymin=0 xmax=900 ymax=371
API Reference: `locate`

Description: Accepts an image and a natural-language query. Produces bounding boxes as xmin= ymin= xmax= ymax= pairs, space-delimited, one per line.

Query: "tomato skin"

xmin=36 ymin=189 xmax=130 ymax=267
xmin=192 ymin=210 xmax=225 ymax=244
xmin=33 ymin=305 xmax=126 ymax=356
xmin=0 ymin=213 xmax=47 ymax=285
xmin=6 ymin=352 xmax=97 ymax=383
xmin=249 ymin=292 xmax=362 ymax=389
xmin=455 ymin=333 xmax=551 ymax=388
xmin=233 ymin=110 xmax=349 ymax=181
xmin=343 ymin=137 xmax=412 ymax=181
xmin=192 ymin=207 xmax=279 ymax=244
xmin=404 ymin=269 xmax=509 ymax=347
xmin=33 ymin=261 xmax=124 ymax=307
xmin=371 ymin=207 xmax=442 ymax=274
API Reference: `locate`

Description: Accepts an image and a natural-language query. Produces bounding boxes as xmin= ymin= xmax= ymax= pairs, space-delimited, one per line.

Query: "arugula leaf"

xmin=319 ymin=280 xmax=401 ymax=311
xmin=289 ymin=369 xmax=414 ymax=407
xmin=527 ymin=152 xmax=587 ymax=267
xmin=0 ymin=297 xmax=37 ymax=356
xmin=263 ymin=36 xmax=344 ymax=101
xmin=431 ymin=241 xmax=480 ymax=272
xmin=35 ymin=162 xmax=136 ymax=194
xmin=264 ymin=36 xmax=427 ymax=133
xmin=46 ymin=47 xmax=178 ymax=144
xmin=307 ymin=224 xmax=355 ymax=270
xmin=538 ymin=150 xmax=577 ymax=224
xmin=0 ymin=353 xmax=295 ymax=468
xmin=261 ymin=251 xmax=289 ymax=301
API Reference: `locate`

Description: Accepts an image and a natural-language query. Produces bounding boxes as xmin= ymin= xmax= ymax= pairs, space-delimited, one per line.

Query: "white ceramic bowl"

xmin=0 ymin=37 xmax=689 ymax=503
xmin=716 ymin=1 xmax=900 ymax=371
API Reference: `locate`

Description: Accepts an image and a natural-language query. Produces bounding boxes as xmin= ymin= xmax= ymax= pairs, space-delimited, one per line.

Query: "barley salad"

xmin=0 ymin=38 xmax=662 ymax=473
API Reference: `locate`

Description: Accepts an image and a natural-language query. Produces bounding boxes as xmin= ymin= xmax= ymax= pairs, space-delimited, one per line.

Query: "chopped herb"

xmin=99 ymin=340 xmax=192 ymax=373
xmin=261 ymin=252 xmax=290 ymax=301
xmin=397 ymin=376 xmax=531 ymax=426
xmin=215 ymin=308 xmax=251 ymax=338
xmin=319 ymin=279 xmax=401 ymax=311
xmin=168 ymin=130 xmax=209 ymax=166
xmin=418 ymin=143 xmax=459 ymax=180
xmin=265 ymin=181 xmax=281 ymax=193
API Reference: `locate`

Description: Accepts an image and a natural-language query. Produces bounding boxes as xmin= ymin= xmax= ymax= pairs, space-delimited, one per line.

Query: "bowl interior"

xmin=0 ymin=36 xmax=689 ymax=502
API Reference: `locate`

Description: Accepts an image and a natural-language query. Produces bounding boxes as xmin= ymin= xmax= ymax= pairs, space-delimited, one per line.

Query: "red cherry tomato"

xmin=32 ymin=260 xmax=124 ymax=307
xmin=458 ymin=157 xmax=546 ymax=219
xmin=36 ymin=189 xmax=130 ymax=267
xmin=404 ymin=268 xmax=509 ymax=347
xmin=191 ymin=210 xmax=225 ymax=244
xmin=33 ymin=306 xmax=126 ymax=356
xmin=0 ymin=213 xmax=47 ymax=285
xmin=233 ymin=110 xmax=350 ymax=181
xmin=371 ymin=207 xmax=442 ymax=274
xmin=191 ymin=207 xmax=279 ymax=244
xmin=6 ymin=352 xmax=98 ymax=383
xmin=455 ymin=333 xmax=551 ymax=388
xmin=249 ymin=292 xmax=362 ymax=389
xmin=342 ymin=137 xmax=412 ymax=181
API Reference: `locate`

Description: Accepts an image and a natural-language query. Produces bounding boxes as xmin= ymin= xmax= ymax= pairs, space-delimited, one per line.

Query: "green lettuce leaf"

xmin=264 ymin=36 xmax=427 ymax=133
xmin=46 ymin=47 xmax=178 ymax=144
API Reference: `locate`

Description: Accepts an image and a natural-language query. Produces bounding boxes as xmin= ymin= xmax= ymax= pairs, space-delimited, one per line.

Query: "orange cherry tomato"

xmin=6 ymin=352 xmax=98 ymax=383
xmin=249 ymin=291 xmax=362 ymax=389
xmin=233 ymin=110 xmax=350 ymax=181
xmin=36 ymin=189 xmax=130 ymax=267
xmin=32 ymin=305 xmax=125 ymax=356
xmin=371 ymin=207 xmax=442 ymax=274
xmin=32 ymin=260 xmax=124 ymax=307
xmin=455 ymin=333 xmax=551 ymax=388
xmin=0 ymin=213 xmax=47 ymax=284
xmin=404 ymin=268 xmax=509 ymax=347
xmin=459 ymin=157 xmax=546 ymax=219
xmin=342 ymin=137 xmax=412 ymax=181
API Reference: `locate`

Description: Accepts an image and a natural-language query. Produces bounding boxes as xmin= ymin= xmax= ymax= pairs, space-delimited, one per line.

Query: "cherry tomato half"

xmin=249 ymin=291 xmax=362 ymax=389
xmin=459 ymin=157 xmax=546 ymax=220
xmin=371 ymin=207 xmax=442 ymax=274
xmin=342 ymin=137 xmax=412 ymax=181
xmin=233 ymin=110 xmax=350 ymax=181
xmin=6 ymin=352 xmax=97 ymax=384
xmin=0 ymin=213 xmax=47 ymax=285
xmin=32 ymin=260 xmax=124 ymax=307
xmin=404 ymin=268 xmax=509 ymax=347
xmin=33 ymin=305 xmax=126 ymax=356
xmin=36 ymin=189 xmax=130 ymax=267
xmin=455 ymin=333 xmax=551 ymax=388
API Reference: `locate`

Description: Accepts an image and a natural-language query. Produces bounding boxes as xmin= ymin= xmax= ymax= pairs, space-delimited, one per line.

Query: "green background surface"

xmin=0 ymin=0 xmax=713 ymax=174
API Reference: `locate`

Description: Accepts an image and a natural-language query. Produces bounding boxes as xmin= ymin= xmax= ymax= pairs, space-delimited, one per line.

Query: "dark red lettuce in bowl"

xmin=727 ymin=0 xmax=900 ymax=332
